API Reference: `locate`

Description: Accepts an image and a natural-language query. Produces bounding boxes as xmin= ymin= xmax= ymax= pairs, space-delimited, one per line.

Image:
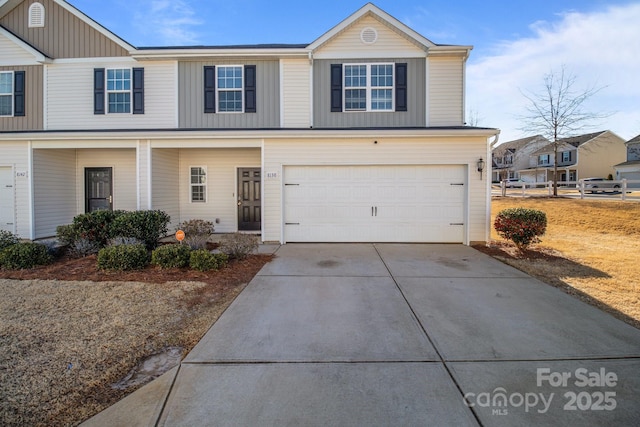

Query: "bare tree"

xmin=520 ymin=66 xmax=609 ymax=195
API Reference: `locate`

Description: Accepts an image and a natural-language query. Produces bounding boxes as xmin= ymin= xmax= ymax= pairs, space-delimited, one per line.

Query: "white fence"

xmin=493 ymin=179 xmax=640 ymax=200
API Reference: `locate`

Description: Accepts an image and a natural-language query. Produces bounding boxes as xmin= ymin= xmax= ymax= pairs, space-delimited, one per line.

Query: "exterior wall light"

xmin=477 ymin=158 xmax=485 ymax=178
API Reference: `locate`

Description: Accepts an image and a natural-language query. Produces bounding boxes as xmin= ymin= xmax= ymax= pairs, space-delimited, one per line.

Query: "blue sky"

xmin=69 ymin=0 xmax=640 ymax=142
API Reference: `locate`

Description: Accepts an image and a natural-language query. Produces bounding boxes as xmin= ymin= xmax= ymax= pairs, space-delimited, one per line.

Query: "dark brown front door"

xmin=237 ymin=168 xmax=261 ymax=231
xmin=85 ymin=167 xmax=113 ymax=212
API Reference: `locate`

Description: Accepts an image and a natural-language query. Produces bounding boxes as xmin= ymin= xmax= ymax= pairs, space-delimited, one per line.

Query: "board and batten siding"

xmin=46 ymin=61 xmax=177 ymax=130
xmin=312 ymin=58 xmax=426 ymax=128
xmin=151 ymin=148 xmax=180 ymax=231
xmin=32 ymin=149 xmax=76 ymax=238
xmin=0 ymin=65 xmax=43 ymax=131
xmin=428 ymin=57 xmax=464 ymax=126
xmin=0 ymin=142 xmax=30 ymax=238
xmin=178 ymin=148 xmax=261 ymax=232
xmin=262 ymin=137 xmax=488 ymax=243
xmin=281 ymin=59 xmax=311 ymax=128
xmin=75 ymin=149 xmax=137 ymax=214
xmin=0 ymin=0 xmax=128 ymax=58
xmin=178 ymin=60 xmax=280 ymax=129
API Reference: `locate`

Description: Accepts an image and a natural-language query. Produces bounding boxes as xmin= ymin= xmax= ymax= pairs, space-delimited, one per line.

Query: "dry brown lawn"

xmin=482 ymin=197 xmax=640 ymax=329
xmin=0 ymin=255 xmax=272 ymax=427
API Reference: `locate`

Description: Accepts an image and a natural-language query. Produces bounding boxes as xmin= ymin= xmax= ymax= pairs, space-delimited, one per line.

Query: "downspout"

xmin=308 ymin=51 xmax=314 ymax=128
xmin=486 ymin=132 xmax=500 ymax=245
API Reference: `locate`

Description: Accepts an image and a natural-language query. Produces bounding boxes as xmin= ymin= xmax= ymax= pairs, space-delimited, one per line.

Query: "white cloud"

xmin=134 ymin=0 xmax=203 ymax=45
xmin=467 ymin=3 xmax=640 ymax=142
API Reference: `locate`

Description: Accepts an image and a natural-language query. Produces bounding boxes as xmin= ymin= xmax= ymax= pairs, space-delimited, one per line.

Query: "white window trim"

xmin=343 ymin=63 xmax=395 ymax=113
xmin=561 ymin=151 xmax=571 ymax=162
xmin=0 ymin=71 xmax=14 ymax=117
xmin=28 ymin=2 xmax=45 ymax=28
xmin=538 ymin=154 xmax=551 ymax=166
xmin=216 ymin=65 xmax=244 ymax=114
xmin=106 ymin=68 xmax=132 ymax=115
xmin=190 ymin=166 xmax=207 ymax=203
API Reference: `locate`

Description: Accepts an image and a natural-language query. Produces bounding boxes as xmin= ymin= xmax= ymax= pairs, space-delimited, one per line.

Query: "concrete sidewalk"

xmin=83 ymin=244 xmax=640 ymax=426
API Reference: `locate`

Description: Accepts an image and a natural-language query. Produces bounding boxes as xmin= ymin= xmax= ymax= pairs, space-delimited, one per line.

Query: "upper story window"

xmin=28 ymin=2 xmax=45 ymax=28
xmin=107 ymin=69 xmax=131 ymax=113
xmin=561 ymin=151 xmax=572 ymax=163
xmin=344 ymin=63 xmax=394 ymax=112
xmin=217 ymin=66 xmax=243 ymax=112
xmin=504 ymin=154 xmax=513 ymax=165
xmin=0 ymin=72 xmax=13 ymax=116
xmin=538 ymin=154 xmax=551 ymax=165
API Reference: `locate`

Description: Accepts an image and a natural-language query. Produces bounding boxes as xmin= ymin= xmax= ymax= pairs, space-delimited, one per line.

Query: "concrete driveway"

xmin=84 ymin=244 xmax=640 ymax=426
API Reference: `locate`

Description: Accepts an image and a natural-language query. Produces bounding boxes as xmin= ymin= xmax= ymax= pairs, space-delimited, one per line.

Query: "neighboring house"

xmin=491 ymin=135 xmax=549 ymax=183
xmin=614 ymin=134 xmax=640 ymax=187
xmin=518 ymin=131 xmax=627 ymax=183
xmin=0 ymin=1 xmax=498 ymax=244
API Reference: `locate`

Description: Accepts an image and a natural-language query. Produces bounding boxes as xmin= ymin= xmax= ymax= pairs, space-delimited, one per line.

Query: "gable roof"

xmin=627 ymin=134 xmax=640 ymax=144
xmin=557 ymin=131 xmax=608 ymax=147
xmin=492 ymin=135 xmax=549 ymax=156
xmin=0 ymin=0 xmax=134 ymax=52
xmin=0 ymin=24 xmax=50 ymax=63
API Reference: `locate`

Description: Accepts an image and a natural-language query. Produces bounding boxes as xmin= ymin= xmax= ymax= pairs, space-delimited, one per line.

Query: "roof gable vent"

xmin=28 ymin=2 xmax=45 ymax=28
xmin=360 ymin=27 xmax=378 ymax=44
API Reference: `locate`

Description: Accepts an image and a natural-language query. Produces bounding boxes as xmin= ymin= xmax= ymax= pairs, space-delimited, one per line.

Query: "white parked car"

xmin=503 ymin=178 xmax=525 ymax=188
xmin=578 ymin=177 xmax=621 ymax=193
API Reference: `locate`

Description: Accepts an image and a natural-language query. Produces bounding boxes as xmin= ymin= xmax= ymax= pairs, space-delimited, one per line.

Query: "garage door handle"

xmin=450 ymin=223 xmax=464 ymax=226
xmin=371 ymin=206 xmax=378 ymax=216
xmin=450 ymin=183 xmax=464 ymax=186
xmin=375 ymin=206 xmax=377 ymax=216
xmin=285 ymin=222 xmax=300 ymax=225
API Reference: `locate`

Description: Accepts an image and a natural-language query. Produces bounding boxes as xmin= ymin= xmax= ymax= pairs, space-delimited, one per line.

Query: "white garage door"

xmin=283 ymin=165 xmax=466 ymax=242
xmin=0 ymin=167 xmax=15 ymax=233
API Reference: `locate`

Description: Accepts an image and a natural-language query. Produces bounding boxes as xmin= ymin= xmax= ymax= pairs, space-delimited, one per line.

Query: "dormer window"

xmin=28 ymin=2 xmax=45 ymax=28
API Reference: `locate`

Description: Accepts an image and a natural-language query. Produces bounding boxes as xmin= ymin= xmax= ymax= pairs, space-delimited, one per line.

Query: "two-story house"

xmin=0 ymin=0 xmax=498 ymax=244
xmin=518 ymin=130 xmax=626 ymax=183
xmin=491 ymin=135 xmax=549 ymax=183
xmin=614 ymin=134 xmax=640 ymax=187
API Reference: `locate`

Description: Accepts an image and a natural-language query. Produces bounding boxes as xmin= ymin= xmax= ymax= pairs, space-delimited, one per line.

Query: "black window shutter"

xmin=132 ymin=67 xmax=144 ymax=114
xmin=395 ymin=63 xmax=407 ymax=112
xmin=244 ymin=65 xmax=256 ymax=113
xmin=94 ymin=68 xmax=105 ymax=115
xmin=330 ymin=64 xmax=342 ymax=112
xmin=14 ymin=71 xmax=25 ymax=117
xmin=204 ymin=66 xmax=216 ymax=113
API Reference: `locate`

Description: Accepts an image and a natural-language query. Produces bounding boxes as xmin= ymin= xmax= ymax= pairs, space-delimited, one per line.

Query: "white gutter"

xmin=131 ymin=48 xmax=309 ymax=60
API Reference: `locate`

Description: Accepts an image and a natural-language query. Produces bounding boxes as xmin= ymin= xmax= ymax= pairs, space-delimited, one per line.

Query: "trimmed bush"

xmin=177 ymin=219 xmax=214 ymax=250
xmin=152 ymin=244 xmax=191 ymax=269
xmin=219 ymin=233 xmax=258 ymax=260
xmin=55 ymin=224 xmax=80 ymax=247
xmin=111 ymin=210 xmax=170 ymax=250
xmin=189 ymin=250 xmax=228 ymax=272
xmin=97 ymin=243 xmax=150 ymax=271
xmin=0 ymin=230 xmax=19 ymax=250
xmin=0 ymin=242 xmax=52 ymax=270
xmin=494 ymin=208 xmax=547 ymax=252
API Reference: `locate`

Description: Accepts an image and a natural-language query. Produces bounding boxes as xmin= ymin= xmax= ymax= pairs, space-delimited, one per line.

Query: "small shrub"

xmin=0 ymin=242 xmax=52 ymax=270
xmin=219 ymin=233 xmax=258 ymax=260
xmin=111 ymin=210 xmax=170 ymax=250
xmin=152 ymin=244 xmax=191 ymax=269
xmin=494 ymin=208 xmax=547 ymax=252
xmin=189 ymin=250 xmax=228 ymax=272
xmin=97 ymin=243 xmax=150 ymax=271
xmin=55 ymin=224 xmax=80 ymax=247
xmin=71 ymin=210 xmax=126 ymax=247
xmin=177 ymin=219 xmax=214 ymax=250
xmin=0 ymin=230 xmax=19 ymax=250
xmin=68 ymin=238 xmax=101 ymax=258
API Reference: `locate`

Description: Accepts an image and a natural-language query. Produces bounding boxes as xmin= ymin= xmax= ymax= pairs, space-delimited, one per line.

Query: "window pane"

xmin=371 ymin=89 xmax=392 ymax=110
xmin=345 ymin=65 xmax=366 ymax=88
xmin=0 ymin=73 xmax=12 ymax=94
xmin=0 ymin=95 xmax=12 ymax=115
xmin=108 ymin=93 xmax=130 ymax=113
xmin=219 ymin=90 xmax=242 ymax=112
xmin=218 ymin=66 xmax=243 ymax=89
xmin=371 ymin=64 xmax=393 ymax=87
xmin=190 ymin=167 xmax=206 ymax=202
xmin=345 ymin=89 xmax=366 ymax=111
xmin=191 ymin=186 xmax=205 ymax=202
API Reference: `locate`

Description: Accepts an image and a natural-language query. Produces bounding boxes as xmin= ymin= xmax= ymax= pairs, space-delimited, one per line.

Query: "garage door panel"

xmin=284 ymin=165 xmax=466 ymax=243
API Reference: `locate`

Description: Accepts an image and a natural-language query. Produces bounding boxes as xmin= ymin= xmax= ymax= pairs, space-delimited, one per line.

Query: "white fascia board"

xmin=312 ymin=50 xmax=427 ymax=60
xmin=308 ymin=3 xmax=436 ymax=52
xmin=54 ymin=0 xmax=135 ymax=52
xmin=51 ymin=57 xmax=138 ymax=64
xmin=0 ymin=27 xmax=50 ymax=63
xmin=428 ymin=45 xmax=473 ymax=59
xmin=131 ymin=48 xmax=309 ymax=61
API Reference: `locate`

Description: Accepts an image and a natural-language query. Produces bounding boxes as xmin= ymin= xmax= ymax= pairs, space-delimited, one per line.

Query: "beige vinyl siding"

xmin=428 ymin=57 xmax=464 ymax=126
xmin=313 ymin=58 xmax=425 ymax=128
xmin=262 ymin=137 xmax=488 ymax=243
xmin=178 ymin=60 xmax=280 ymax=128
xmin=32 ymin=149 xmax=76 ymax=238
xmin=312 ymin=15 xmax=426 ymax=59
xmin=178 ymin=148 xmax=261 ymax=232
xmin=151 ymin=148 xmax=180 ymax=231
xmin=46 ymin=61 xmax=176 ymax=130
xmin=281 ymin=59 xmax=311 ymax=128
xmin=0 ymin=0 xmax=128 ymax=58
xmin=75 ymin=149 xmax=137 ymax=213
xmin=0 ymin=34 xmax=39 ymax=65
xmin=0 ymin=65 xmax=43 ymax=130
xmin=576 ymin=133 xmax=627 ymax=179
xmin=0 ymin=141 xmax=30 ymax=238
